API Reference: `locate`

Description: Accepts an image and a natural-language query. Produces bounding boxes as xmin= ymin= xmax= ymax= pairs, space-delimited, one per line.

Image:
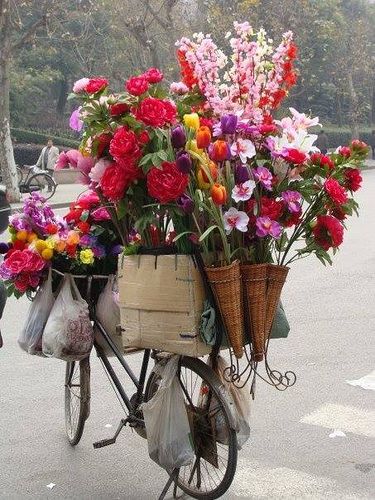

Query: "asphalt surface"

xmin=0 ymin=172 xmax=374 ymax=499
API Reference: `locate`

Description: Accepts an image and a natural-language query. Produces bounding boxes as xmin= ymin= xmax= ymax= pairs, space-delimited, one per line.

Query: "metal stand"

xmin=158 ymin=468 xmax=180 ymax=500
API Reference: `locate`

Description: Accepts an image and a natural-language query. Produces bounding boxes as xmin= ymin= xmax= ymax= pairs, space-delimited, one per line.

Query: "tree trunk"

xmin=56 ymin=77 xmax=68 ymax=116
xmin=347 ymin=71 xmax=359 ymax=139
xmin=0 ymin=0 xmax=21 ymax=202
xmin=371 ymin=85 xmax=375 ymax=125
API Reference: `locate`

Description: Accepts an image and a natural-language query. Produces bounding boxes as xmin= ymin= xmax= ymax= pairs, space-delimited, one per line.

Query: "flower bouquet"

xmin=66 ymin=22 xmax=367 ymax=359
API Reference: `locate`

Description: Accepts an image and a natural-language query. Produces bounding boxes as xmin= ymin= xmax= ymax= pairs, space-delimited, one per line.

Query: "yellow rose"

xmin=41 ymin=248 xmax=53 ymax=260
xmin=80 ymin=249 xmax=94 ymax=265
xmin=183 ymin=113 xmax=200 ymax=130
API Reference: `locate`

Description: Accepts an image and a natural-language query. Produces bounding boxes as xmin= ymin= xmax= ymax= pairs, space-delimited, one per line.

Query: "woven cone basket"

xmin=205 ymin=260 xmax=244 ymax=358
xmin=265 ymin=264 xmax=290 ymax=340
xmin=241 ymin=263 xmax=268 ymax=362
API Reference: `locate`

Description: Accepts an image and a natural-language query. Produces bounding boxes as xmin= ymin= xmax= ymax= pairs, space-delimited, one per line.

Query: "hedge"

xmin=14 ymin=144 xmax=70 ymax=167
xmin=311 ymin=127 xmax=374 ymax=149
xmin=11 ymin=128 xmax=79 ymax=148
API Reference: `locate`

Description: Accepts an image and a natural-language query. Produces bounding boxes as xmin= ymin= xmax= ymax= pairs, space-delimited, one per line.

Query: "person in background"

xmin=35 ymin=138 xmax=59 ymax=174
xmin=369 ymin=130 xmax=375 ymax=159
xmin=316 ymin=129 xmax=329 ymax=155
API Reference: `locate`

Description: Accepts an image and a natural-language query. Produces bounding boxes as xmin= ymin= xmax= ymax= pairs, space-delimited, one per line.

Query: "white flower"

xmin=231 ymin=180 xmax=256 ymax=203
xmin=231 ymin=138 xmax=256 ymax=163
xmin=289 ymin=107 xmax=320 ymax=129
xmin=223 ymin=207 xmax=249 ymax=234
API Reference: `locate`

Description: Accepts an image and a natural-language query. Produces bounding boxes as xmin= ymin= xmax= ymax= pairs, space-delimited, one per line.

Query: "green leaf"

xmin=199 ymin=225 xmax=219 ymax=242
xmin=117 ymin=199 xmax=127 ymax=220
xmin=173 ymin=231 xmax=193 ymax=242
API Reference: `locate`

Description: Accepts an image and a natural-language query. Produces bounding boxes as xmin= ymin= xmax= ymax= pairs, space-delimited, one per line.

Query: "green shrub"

xmin=311 ymin=127 xmax=373 ymax=148
xmin=11 ymin=128 xmax=79 ymax=148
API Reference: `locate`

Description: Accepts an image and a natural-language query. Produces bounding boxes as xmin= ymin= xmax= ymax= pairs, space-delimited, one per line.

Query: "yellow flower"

xmin=187 ymin=139 xmax=204 ymax=157
xmin=35 ymin=239 xmax=47 ymax=253
xmin=41 ymin=248 xmax=53 ymax=260
xmin=45 ymin=237 xmax=56 ymax=249
xmin=183 ymin=113 xmax=200 ymax=130
xmin=80 ymin=249 xmax=94 ymax=265
xmin=27 ymin=232 xmax=38 ymax=243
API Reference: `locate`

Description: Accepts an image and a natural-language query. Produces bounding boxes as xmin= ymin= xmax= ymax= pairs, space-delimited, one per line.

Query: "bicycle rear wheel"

xmin=65 ymin=357 xmax=91 ymax=446
xmin=145 ymin=356 xmax=238 ymax=499
xmin=27 ymin=173 xmax=56 ymax=200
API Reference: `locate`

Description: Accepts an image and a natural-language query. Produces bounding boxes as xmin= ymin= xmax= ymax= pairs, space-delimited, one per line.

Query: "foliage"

xmin=11 ymin=128 xmax=79 ymax=148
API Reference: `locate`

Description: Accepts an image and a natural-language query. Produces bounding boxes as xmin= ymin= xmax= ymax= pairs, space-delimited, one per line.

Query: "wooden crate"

xmin=118 ymin=254 xmax=211 ymax=357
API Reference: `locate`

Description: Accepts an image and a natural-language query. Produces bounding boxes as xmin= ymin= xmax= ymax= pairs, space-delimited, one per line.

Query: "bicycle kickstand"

xmin=158 ymin=468 xmax=180 ymax=500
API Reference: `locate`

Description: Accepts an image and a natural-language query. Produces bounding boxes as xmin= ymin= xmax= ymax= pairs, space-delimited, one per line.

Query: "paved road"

xmin=1 ymin=172 xmax=375 ymax=499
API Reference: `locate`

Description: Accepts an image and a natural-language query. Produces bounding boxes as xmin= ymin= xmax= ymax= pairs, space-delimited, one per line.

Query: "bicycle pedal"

xmin=93 ymin=437 xmax=116 ymax=449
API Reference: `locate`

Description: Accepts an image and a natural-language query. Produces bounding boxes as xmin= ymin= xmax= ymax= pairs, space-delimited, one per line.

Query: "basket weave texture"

xmin=265 ymin=264 xmax=290 ymax=338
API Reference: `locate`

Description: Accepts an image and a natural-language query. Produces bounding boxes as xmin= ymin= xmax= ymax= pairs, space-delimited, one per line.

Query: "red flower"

xmin=283 ymin=210 xmax=302 ymax=227
xmin=138 ymin=130 xmax=150 ymax=144
xmin=177 ymin=50 xmax=198 ymax=89
xmin=313 ymin=215 xmax=344 ymax=251
xmin=96 ymin=133 xmax=113 ymax=158
xmin=162 ymin=100 xmax=177 ymax=124
xmin=65 ymin=208 xmax=84 ymax=224
xmin=147 ymin=161 xmax=189 ymax=204
xmin=330 ymin=206 xmax=347 ymax=221
xmin=85 ymin=77 xmax=109 ymax=94
xmin=46 ymin=223 xmax=58 ymax=235
xmin=260 ymin=197 xmax=284 ymax=220
xmin=4 ymin=249 xmax=44 ymax=275
xmin=338 ymin=146 xmax=351 ymax=158
xmin=109 ymin=103 xmax=130 ymax=116
xmin=109 ymin=126 xmax=141 ymax=162
xmin=310 ymin=152 xmax=334 ymax=170
xmin=77 ymin=221 xmax=91 ymax=234
xmin=350 ymin=139 xmax=367 ymax=152
xmin=100 ymin=163 xmax=129 ymax=201
xmin=126 ymin=76 xmax=149 ymax=96
xmin=284 ymin=72 xmax=297 ymax=87
xmin=281 ymin=148 xmax=307 ymax=165
xmin=344 ymin=168 xmax=362 ymax=192
xmin=272 ymin=89 xmax=287 ymax=108
xmin=143 ymin=67 xmax=163 ymax=84
xmin=259 ymin=123 xmax=278 ymax=135
xmin=287 ymin=43 xmax=298 ymax=59
xmin=117 ymin=157 xmax=144 ymax=183
xmin=13 ymin=240 xmax=26 ymax=251
xmin=135 ymin=97 xmax=169 ymax=127
xmin=324 ymin=178 xmax=348 ymax=205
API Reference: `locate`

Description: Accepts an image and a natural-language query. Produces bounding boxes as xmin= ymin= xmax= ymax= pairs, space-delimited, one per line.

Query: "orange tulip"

xmin=196 ymin=126 xmax=212 ymax=149
xmin=201 ymin=161 xmax=218 ymax=183
xmin=211 ymin=183 xmax=227 ymax=205
xmin=211 ymin=140 xmax=230 ymax=162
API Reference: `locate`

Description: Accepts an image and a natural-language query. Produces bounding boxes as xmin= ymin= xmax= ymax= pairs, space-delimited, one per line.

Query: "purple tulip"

xmin=220 ymin=114 xmax=238 ymax=135
xmin=235 ymin=164 xmax=250 ymax=184
xmin=171 ymin=125 xmax=186 ymax=150
xmin=176 ymin=151 xmax=192 ymax=173
xmin=177 ymin=194 xmax=194 ymax=214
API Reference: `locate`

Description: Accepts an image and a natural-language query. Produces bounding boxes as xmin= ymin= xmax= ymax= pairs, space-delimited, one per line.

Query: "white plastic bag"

xmin=142 ymin=356 xmax=194 ymax=470
xmin=42 ymin=274 xmax=93 ymax=361
xmin=94 ymin=275 xmax=122 ymax=355
xmin=18 ymin=269 xmax=54 ymax=356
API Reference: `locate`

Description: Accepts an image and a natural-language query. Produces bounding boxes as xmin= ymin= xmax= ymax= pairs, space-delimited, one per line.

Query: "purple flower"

xmin=69 ymin=108 xmax=83 ymax=132
xmin=0 ymin=242 xmax=9 ymax=254
xmin=176 ymin=151 xmax=192 ymax=173
xmin=253 ymin=166 xmax=273 ymax=191
xmin=176 ymin=193 xmax=194 ymax=214
xmin=110 ymin=244 xmax=123 ymax=256
xmin=171 ymin=125 xmax=186 ymax=149
xmin=256 ymin=216 xmax=282 ymax=239
xmin=80 ymin=234 xmax=97 ymax=247
xmin=281 ymin=190 xmax=302 ymax=213
xmin=92 ymin=245 xmax=106 ymax=258
xmin=234 ymin=164 xmax=250 ymax=184
xmin=220 ymin=114 xmax=238 ymax=134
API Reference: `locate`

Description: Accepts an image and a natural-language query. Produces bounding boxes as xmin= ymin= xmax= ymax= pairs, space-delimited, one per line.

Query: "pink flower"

xmin=253 ymin=166 xmax=273 ymax=190
xmin=231 ymin=180 xmax=256 ymax=203
xmin=73 ymin=77 xmax=90 ymax=93
xmin=66 ymin=150 xmax=80 ymax=168
xmin=223 ymin=207 xmax=249 ymax=234
xmin=170 ymin=82 xmax=189 ymax=95
xmin=89 ymin=159 xmax=112 ymax=184
xmin=55 ymin=151 xmax=69 ymax=170
xmin=91 ymin=207 xmax=111 ymax=221
xmin=69 ymin=108 xmax=83 ymax=132
xmin=231 ymin=138 xmax=256 ymax=163
xmin=143 ymin=67 xmax=163 ymax=84
xmin=256 ymin=216 xmax=282 ymax=239
xmin=281 ymin=190 xmax=302 ymax=213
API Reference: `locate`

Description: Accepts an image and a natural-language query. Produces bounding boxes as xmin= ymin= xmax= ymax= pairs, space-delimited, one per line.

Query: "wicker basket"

xmin=265 ymin=264 xmax=289 ymax=340
xmin=205 ymin=260 xmax=244 ymax=359
xmin=241 ymin=263 xmax=268 ymax=362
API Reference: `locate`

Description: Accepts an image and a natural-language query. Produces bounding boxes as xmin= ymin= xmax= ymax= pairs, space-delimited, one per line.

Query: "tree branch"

xmin=11 ymin=14 xmax=47 ymax=51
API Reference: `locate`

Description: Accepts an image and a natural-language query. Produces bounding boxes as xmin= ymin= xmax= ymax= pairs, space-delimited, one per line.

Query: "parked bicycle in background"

xmin=16 ymin=165 xmax=57 ymax=200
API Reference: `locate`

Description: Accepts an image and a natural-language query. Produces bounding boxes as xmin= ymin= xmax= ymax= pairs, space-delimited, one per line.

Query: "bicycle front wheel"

xmin=145 ymin=356 xmax=238 ymax=500
xmin=27 ymin=173 xmax=56 ymax=200
xmin=65 ymin=357 xmax=91 ymax=446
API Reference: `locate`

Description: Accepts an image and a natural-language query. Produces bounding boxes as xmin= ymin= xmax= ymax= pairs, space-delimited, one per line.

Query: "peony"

xmin=162 ymin=100 xmax=177 ymax=124
xmin=73 ymin=77 xmax=90 ymax=93
xmin=77 ymin=190 xmax=100 ymax=209
xmin=313 ymin=215 xmax=343 ymax=251
xmin=126 ymin=75 xmax=149 ymax=96
xmin=324 ymin=178 xmax=348 ymax=205
xmin=109 ymin=126 xmax=141 ymax=163
xmin=85 ymin=77 xmax=109 ymax=94
xmin=109 ymin=102 xmax=130 ymax=116
xmin=143 ymin=67 xmax=163 ymax=84
xmin=100 ymin=163 xmax=129 ymax=201
xmin=147 ymin=161 xmax=189 ymax=204
xmin=281 ymin=148 xmax=307 ymax=165
xmin=344 ymin=168 xmax=362 ymax=192
xmin=135 ymin=97 xmax=169 ymax=127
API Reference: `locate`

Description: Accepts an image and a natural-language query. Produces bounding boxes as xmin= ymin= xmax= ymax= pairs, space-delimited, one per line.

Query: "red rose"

xmin=126 ymin=76 xmax=149 ymax=96
xmin=109 ymin=126 xmax=141 ymax=162
xmin=100 ymin=163 xmax=129 ymax=201
xmin=24 ymin=250 xmax=45 ymax=273
xmin=324 ymin=178 xmax=348 ymax=205
xmin=313 ymin=215 xmax=343 ymax=251
xmin=14 ymin=275 xmax=30 ymax=293
xmin=143 ymin=67 xmax=163 ymax=84
xmin=281 ymin=148 xmax=307 ymax=165
xmin=147 ymin=161 xmax=189 ymax=204
xmin=109 ymin=103 xmax=130 ymax=116
xmin=338 ymin=146 xmax=351 ymax=158
xmin=344 ymin=168 xmax=362 ymax=192
xmin=260 ymin=197 xmax=284 ymax=220
xmin=3 ymin=250 xmax=32 ymax=275
xmin=162 ymin=100 xmax=177 ymax=124
xmin=135 ymin=97 xmax=168 ymax=127
xmin=85 ymin=77 xmax=109 ymax=94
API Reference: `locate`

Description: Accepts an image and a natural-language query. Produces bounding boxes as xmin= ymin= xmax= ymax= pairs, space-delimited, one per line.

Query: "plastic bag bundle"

xmin=94 ymin=275 xmax=122 ymax=355
xmin=18 ymin=269 xmax=54 ymax=356
xmin=142 ymin=356 xmax=194 ymax=470
xmin=42 ymin=274 xmax=93 ymax=361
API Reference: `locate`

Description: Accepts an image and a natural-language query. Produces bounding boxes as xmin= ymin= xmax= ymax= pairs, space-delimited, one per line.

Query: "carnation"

xmin=344 ymin=168 xmax=362 ymax=192
xmin=324 ymin=178 xmax=348 ymax=205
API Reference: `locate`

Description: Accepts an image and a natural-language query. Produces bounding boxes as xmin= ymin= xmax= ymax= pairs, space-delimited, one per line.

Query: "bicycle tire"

xmin=65 ymin=357 xmax=91 ymax=446
xmin=144 ymin=356 xmax=238 ymax=500
xmin=16 ymin=166 xmax=23 ymax=184
xmin=27 ymin=173 xmax=56 ymax=200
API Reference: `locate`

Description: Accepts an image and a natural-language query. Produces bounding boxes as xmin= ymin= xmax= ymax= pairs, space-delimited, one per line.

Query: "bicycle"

xmin=17 ymin=165 xmax=57 ymax=200
xmin=54 ymin=269 xmax=238 ymax=500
